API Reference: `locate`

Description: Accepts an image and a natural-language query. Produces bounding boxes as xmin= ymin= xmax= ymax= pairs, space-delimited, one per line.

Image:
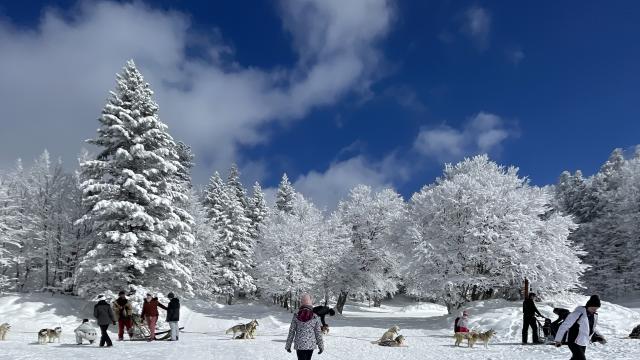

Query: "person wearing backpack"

xmin=554 ymin=295 xmax=607 ymax=360
xmin=112 ymin=290 xmax=134 ymax=341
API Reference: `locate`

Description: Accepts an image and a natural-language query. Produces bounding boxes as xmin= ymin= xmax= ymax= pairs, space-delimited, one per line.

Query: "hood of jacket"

xmin=297 ymin=305 xmax=315 ymax=322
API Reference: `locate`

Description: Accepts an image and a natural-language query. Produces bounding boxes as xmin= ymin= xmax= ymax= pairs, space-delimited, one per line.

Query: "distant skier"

xmin=93 ymin=294 xmax=115 ymax=347
xmin=141 ymin=293 xmax=163 ymax=342
xmin=554 ymin=295 xmax=606 ymax=360
xmin=312 ymin=305 xmax=335 ymax=333
xmin=158 ymin=292 xmax=180 ymax=341
xmin=74 ymin=319 xmax=97 ymax=345
xmin=112 ymin=290 xmax=134 ymax=341
xmin=286 ymin=294 xmax=324 ymax=360
xmin=522 ymin=293 xmax=544 ymax=344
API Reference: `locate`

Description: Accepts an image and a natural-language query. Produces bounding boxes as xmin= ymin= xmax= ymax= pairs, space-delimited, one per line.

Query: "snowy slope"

xmin=1 ymin=293 xmax=639 ymax=360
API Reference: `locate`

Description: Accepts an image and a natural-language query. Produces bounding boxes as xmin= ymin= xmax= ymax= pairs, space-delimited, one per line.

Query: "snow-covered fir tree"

xmin=213 ymin=183 xmax=256 ymax=304
xmin=335 ymin=185 xmax=407 ymax=307
xmin=407 ymin=155 xmax=586 ymax=313
xmin=203 ymin=172 xmax=226 ymax=228
xmin=76 ymin=60 xmax=194 ymax=298
xmin=247 ymin=182 xmax=268 ymax=242
xmin=227 ymin=164 xmax=248 ymax=211
xmin=0 ymin=175 xmax=22 ymax=292
xmin=276 ymin=173 xmax=295 ymax=213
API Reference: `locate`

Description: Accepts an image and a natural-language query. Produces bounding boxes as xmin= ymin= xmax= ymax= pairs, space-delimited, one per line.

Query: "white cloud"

xmin=273 ymin=156 xmax=392 ymax=211
xmin=0 ymin=0 xmax=394 ymax=183
xmin=413 ymin=112 xmax=512 ymax=162
xmin=461 ymin=5 xmax=491 ymax=50
xmin=507 ymin=48 xmax=525 ymax=65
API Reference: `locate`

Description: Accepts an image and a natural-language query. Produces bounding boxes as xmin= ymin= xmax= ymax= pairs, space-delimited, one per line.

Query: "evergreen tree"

xmin=248 ymin=182 xmax=268 ymax=242
xmin=203 ymin=172 xmax=226 ymax=228
xmin=227 ymin=164 xmax=248 ymax=211
xmin=214 ymin=184 xmax=256 ymax=304
xmin=76 ymin=60 xmax=194 ymax=298
xmin=276 ymin=173 xmax=295 ymax=213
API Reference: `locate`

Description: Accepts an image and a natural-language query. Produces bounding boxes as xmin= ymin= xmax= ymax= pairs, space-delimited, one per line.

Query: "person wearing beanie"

xmin=158 ymin=292 xmax=180 ymax=341
xmin=522 ymin=292 xmax=545 ymax=344
xmin=285 ymin=293 xmax=324 ymax=360
xmin=554 ymin=295 xmax=606 ymax=359
xmin=141 ymin=293 xmax=164 ymax=342
xmin=112 ymin=290 xmax=134 ymax=341
xmin=74 ymin=319 xmax=97 ymax=345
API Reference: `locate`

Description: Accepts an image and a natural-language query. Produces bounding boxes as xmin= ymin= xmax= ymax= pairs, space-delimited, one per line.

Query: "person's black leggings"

xmin=99 ymin=324 xmax=113 ymax=347
xmin=296 ymin=350 xmax=314 ymax=360
xmin=568 ymin=343 xmax=586 ymax=360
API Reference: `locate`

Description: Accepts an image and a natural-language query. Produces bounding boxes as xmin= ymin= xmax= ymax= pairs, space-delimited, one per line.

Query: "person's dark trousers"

xmin=522 ymin=316 xmax=539 ymax=343
xmin=99 ymin=325 xmax=113 ymax=347
xmin=568 ymin=343 xmax=587 ymax=360
xmin=296 ymin=350 xmax=314 ymax=360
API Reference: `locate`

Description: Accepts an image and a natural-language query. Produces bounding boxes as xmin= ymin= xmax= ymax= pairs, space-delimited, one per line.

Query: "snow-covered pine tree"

xmin=213 ymin=183 xmax=256 ymax=304
xmin=76 ymin=60 xmax=194 ymax=298
xmin=203 ymin=172 xmax=226 ymax=228
xmin=336 ymin=185 xmax=406 ymax=308
xmin=407 ymin=155 xmax=586 ymax=313
xmin=276 ymin=173 xmax=295 ymax=213
xmin=227 ymin=164 xmax=248 ymax=211
xmin=248 ymin=182 xmax=268 ymax=242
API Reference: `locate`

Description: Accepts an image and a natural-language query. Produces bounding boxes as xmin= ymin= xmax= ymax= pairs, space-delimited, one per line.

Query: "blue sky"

xmin=1 ymin=1 xmax=639 ymax=208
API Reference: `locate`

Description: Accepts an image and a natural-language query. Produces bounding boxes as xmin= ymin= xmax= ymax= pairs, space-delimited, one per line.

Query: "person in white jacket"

xmin=75 ymin=319 xmax=97 ymax=345
xmin=554 ymin=295 xmax=606 ymax=360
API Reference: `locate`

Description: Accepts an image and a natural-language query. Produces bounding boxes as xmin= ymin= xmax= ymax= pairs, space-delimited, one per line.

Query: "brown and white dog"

xmin=38 ymin=327 xmax=62 ymax=344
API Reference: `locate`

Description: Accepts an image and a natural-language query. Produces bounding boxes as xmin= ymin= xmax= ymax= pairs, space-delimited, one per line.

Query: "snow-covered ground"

xmin=1 ymin=293 xmax=639 ymax=359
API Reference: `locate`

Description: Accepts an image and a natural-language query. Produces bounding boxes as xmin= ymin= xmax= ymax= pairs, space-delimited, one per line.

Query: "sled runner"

xmin=130 ymin=314 xmax=183 ymax=341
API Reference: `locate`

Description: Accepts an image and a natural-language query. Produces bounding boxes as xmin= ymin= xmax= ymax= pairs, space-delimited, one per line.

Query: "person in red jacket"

xmin=141 ymin=293 xmax=163 ymax=341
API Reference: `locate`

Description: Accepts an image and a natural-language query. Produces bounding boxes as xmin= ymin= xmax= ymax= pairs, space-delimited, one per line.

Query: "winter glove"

xmin=554 ymin=341 xmax=562 ymax=348
xmin=286 ymin=347 xmax=291 ymax=353
xmin=112 ymin=321 xmax=116 ymax=326
xmin=318 ymin=349 xmax=323 ymax=355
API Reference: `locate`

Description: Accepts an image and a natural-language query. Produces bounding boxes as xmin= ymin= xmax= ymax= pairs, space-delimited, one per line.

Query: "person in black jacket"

xmin=159 ymin=292 xmax=180 ymax=341
xmin=522 ymin=292 xmax=545 ymax=344
xmin=312 ymin=305 xmax=335 ymax=332
xmin=93 ymin=294 xmax=116 ymax=347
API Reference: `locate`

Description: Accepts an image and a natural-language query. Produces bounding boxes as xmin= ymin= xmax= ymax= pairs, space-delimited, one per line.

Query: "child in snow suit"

xmin=141 ymin=293 xmax=163 ymax=341
xmin=554 ymin=295 xmax=606 ymax=360
xmin=158 ymin=292 xmax=180 ymax=341
xmin=286 ymin=294 xmax=324 ymax=360
xmin=74 ymin=319 xmax=97 ymax=345
xmin=112 ymin=290 xmax=134 ymax=340
xmin=93 ymin=294 xmax=115 ymax=347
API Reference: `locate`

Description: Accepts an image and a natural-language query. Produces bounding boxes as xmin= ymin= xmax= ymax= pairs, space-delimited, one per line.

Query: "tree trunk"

xmin=336 ymin=291 xmax=348 ymax=314
xmin=227 ymin=293 xmax=234 ymax=305
xmin=373 ymin=297 xmax=382 ymax=307
xmin=524 ymin=278 xmax=529 ymax=300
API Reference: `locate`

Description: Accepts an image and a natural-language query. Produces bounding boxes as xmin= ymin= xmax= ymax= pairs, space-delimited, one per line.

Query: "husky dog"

xmin=38 ymin=327 xmax=62 ymax=344
xmin=378 ymin=335 xmax=406 ymax=347
xmin=379 ymin=325 xmax=400 ymax=342
xmin=454 ymin=331 xmax=475 ymax=347
xmin=321 ymin=324 xmax=330 ymax=335
xmin=0 ymin=323 xmax=10 ymax=340
xmin=469 ymin=329 xmax=496 ymax=348
xmin=225 ymin=319 xmax=259 ymax=339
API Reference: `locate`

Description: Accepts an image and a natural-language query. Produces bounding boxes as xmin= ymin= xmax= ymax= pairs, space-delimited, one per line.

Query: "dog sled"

xmin=130 ymin=314 xmax=183 ymax=341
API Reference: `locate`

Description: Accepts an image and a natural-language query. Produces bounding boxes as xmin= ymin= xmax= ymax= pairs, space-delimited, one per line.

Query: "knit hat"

xmin=167 ymin=292 xmax=175 ymax=299
xmin=82 ymin=319 xmax=89 ymax=323
xmin=586 ymin=295 xmax=601 ymax=308
xmin=118 ymin=290 xmax=126 ymax=296
xmin=97 ymin=294 xmax=105 ymax=300
xmin=300 ymin=293 xmax=312 ymax=306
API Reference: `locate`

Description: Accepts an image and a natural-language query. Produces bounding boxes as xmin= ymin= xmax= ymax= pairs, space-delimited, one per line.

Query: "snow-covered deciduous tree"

xmin=0 ymin=175 xmax=22 ymax=292
xmin=76 ymin=60 xmax=194 ymax=299
xmin=407 ymin=155 xmax=586 ymax=313
xmin=335 ymin=185 xmax=406 ymax=308
xmin=276 ymin=173 xmax=295 ymax=214
xmin=256 ymin=194 xmax=349 ymax=309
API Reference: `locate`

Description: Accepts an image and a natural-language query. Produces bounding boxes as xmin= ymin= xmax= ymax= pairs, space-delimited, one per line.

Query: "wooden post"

xmin=524 ymin=278 xmax=529 ymax=299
